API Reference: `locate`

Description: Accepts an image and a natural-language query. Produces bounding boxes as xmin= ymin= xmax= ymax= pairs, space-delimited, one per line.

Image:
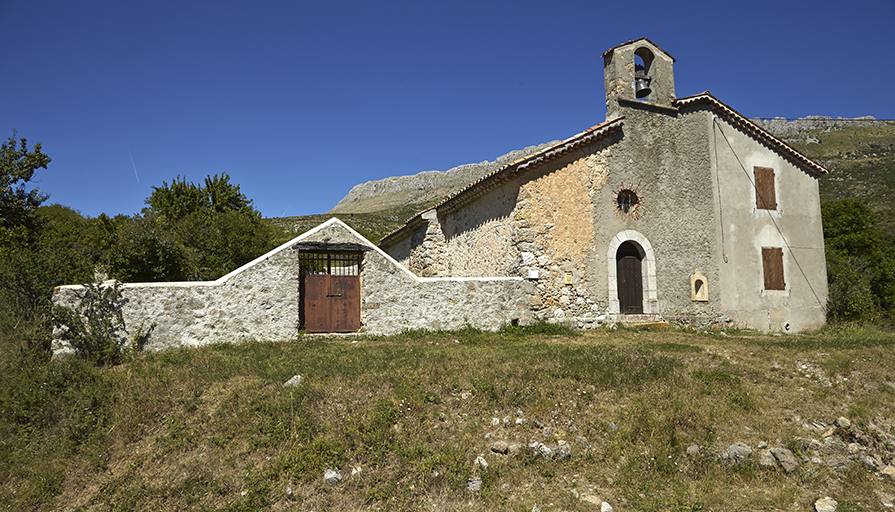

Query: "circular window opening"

xmin=617 ymin=189 xmax=640 ymax=214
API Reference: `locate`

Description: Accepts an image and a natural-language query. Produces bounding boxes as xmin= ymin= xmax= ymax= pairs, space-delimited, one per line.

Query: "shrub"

xmin=53 ymin=281 xmax=129 ymax=365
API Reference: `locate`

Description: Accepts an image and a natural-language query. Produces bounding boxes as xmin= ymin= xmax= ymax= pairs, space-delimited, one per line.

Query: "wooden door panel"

xmin=618 ymin=255 xmax=643 ymax=314
xmin=303 ymin=274 xmax=331 ymax=333
xmin=330 ymin=276 xmax=360 ymax=332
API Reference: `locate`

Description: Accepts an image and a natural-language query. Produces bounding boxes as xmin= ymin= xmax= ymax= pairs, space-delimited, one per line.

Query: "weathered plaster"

xmin=710 ymin=115 xmax=827 ymax=332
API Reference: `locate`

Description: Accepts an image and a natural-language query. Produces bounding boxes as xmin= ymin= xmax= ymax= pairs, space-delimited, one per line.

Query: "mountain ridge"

xmin=327 ymin=142 xmax=558 ymax=215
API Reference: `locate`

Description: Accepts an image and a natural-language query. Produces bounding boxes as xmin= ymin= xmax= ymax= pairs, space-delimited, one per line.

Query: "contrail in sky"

xmin=129 ymin=150 xmax=140 ymax=183
xmin=281 ymin=206 xmax=290 ymax=217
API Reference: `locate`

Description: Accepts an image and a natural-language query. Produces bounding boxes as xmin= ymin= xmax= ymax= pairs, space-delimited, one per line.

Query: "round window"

xmin=617 ymin=189 xmax=640 ymax=214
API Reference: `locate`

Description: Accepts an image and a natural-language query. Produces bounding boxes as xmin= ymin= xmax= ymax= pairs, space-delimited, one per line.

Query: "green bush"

xmin=823 ymin=199 xmax=895 ymax=323
xmin=53 ymin=281 xmax=129 ymax=365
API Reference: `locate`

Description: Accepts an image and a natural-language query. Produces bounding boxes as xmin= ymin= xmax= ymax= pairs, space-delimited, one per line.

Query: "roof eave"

xmin=675 ymin=92 xmax=829 ymax=176
xmin=378 ymin=118 xmax=625 ymax=246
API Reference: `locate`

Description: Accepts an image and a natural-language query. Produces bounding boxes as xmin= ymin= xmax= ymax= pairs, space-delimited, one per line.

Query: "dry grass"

xmin=3 ymin=325 xmax=895 ymax=511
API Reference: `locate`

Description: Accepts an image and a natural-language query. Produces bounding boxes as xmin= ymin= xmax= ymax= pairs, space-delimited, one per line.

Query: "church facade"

xmin=379 ymin=38 xmax=828 ymax=332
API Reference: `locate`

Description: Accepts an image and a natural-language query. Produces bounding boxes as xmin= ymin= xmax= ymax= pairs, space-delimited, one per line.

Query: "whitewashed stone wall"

xmin=54 ymin=238 xmax=302 ymax=352
xmin=299 ymin=219 xmax=531 ymax=335
xmin=53 ymin=218 xmax=530 ymax=351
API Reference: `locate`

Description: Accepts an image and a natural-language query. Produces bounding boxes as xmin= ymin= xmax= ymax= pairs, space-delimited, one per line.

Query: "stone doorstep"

xmin=612 ymin=314 xmax=669 ymax=329
xmin=620 ymin=321 xmax=670 ymax=329
xmin=301 ymin=332 xmax=364 ymax=338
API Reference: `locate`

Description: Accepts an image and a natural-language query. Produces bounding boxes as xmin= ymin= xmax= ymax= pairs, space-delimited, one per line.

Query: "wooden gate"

xmin=616 ymin=241 xmax=644 ymax=314
xmin=300 ymin=252 xmax=361 ymax=333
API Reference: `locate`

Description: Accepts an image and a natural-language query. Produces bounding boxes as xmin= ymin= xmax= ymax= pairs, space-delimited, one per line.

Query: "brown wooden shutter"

xmin=762 ymin=247 xmax=785 ymax=290
xmin=754 ymin=167 xmax=777 ymax=210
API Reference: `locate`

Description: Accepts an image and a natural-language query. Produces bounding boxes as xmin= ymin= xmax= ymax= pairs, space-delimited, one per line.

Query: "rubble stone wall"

xmin=54 ymin=242 xmax=302 ymax=352
xmin=385 ymin=141 xmax=616 ymax=328
xmin=53 ymin=219 xmax=529 ymax=352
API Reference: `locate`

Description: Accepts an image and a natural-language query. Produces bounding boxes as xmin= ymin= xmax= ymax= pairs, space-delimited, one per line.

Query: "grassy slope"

xmin=269 ymin=201 xmax=430 ymax=245
xmin=4 ymin=326 xmax=895 ymax=511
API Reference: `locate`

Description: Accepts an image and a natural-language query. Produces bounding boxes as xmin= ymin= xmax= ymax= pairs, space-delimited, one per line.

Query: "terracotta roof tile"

xmin=379 ymin=92 xmax=829 ymax=247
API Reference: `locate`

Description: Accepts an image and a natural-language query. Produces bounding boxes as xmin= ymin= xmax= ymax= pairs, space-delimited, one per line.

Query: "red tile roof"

xmin=379 ymin=92 xmax=829 ymax=247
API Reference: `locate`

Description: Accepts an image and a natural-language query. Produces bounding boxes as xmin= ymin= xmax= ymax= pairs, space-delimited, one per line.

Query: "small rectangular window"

xmin=754 ymin=166 xmax=777 ymax=210
xmin=762 ymin=247 xmax=785 ymax=291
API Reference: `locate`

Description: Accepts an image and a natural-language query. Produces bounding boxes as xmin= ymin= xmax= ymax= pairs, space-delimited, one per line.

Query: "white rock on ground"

xmin=814 ymin=496 xmax=837 ymax=512
xmin=282 ymin=375 xmax=303 ymax=388
xmin=324 ymin=469 xmax=341 ymax=486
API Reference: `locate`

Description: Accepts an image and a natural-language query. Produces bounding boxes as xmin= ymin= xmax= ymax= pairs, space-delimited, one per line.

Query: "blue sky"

xmin=3 ymin=0 xmax=894 ymax=219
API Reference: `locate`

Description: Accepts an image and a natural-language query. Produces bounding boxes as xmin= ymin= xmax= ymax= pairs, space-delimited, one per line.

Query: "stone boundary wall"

xmin=53 ymin=219 xmax=530 ymax=352
xmin=304 ymin=220 xmax=530 ymax=335
xmin=53 ymin=234 xmax=302 ymax=352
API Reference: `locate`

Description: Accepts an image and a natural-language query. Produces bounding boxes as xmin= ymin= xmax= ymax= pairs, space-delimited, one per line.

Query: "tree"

xmin=822 ymin=198 xmax=895 ymax=323
xmin=144 ymin=172 xmax=258 ymax=222
xmin=176 ymin=208 xmax=281 ymax=280
xmin=104 ymin=213 xmax=191 ymax=283
xmin=123 ymin=173 xmax=282 ymax=281
xmin=0 ymin=132 xmax=55 ymax=359
xmin=0 ymin=131 xmax=51 ymax=245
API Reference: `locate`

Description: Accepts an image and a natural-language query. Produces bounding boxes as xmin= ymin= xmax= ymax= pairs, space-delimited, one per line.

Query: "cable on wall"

xmin=712 ymin=116 xmax=828 ymax=315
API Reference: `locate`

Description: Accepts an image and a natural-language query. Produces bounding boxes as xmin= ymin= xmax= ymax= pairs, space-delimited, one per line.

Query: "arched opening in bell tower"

xmin=634 ymin=47 xmax=654 ymax=99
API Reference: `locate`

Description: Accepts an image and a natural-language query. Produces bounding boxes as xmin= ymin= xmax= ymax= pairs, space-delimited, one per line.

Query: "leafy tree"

xmin=122 ymin=172 xmax=283 ymax=281
xmin=145 ymin=172 xmax=258 ymax=222
xmin=104 ymin=213 xmax=191 ymax=282
xmin=0 ymin=132 xmax=55 ymax=360
xmin=176 ymin=208 xmax=281 ymax=280
xmin=822 ymin=198 xmax=895 ymax=322
xmin=0 ymin=131 xmax=51 ymax=246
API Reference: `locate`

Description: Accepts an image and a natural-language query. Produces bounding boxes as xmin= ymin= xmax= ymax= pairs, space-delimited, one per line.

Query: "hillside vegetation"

xmin=756 ymin=117 xmax=895 ymax=242
xmin=272 ymin=143 xmax=556 ymax=243
xmin=4 ymin=325 xmax=895 ymax=511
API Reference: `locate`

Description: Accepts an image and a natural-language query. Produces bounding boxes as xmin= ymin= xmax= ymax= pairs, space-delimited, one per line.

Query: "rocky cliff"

xmin=329 ymin=116 xmax=889 ymax=217
xmin=751 ymin=115 xmax=886 ymax=144
xmin=753 ymin=115 xmax=895 ymax=239
xmin=276 ymin=116 xmax=894 ymax=244
xmin=328 ymin=142 xmax=558 ymax=215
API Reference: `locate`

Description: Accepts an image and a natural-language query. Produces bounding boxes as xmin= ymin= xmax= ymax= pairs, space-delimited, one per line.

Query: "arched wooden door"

xmin=616 ymin=241 xmax=643 ymax=314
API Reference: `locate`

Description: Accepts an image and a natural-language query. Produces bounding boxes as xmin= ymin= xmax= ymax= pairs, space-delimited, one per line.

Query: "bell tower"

xmin=602 ymin=38 xmax=676 ymax=120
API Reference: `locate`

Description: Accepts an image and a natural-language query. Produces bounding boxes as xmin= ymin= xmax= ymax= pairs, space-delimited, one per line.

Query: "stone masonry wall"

xmin=54 ymin=242 xmax=302 ymax=352
xmin=410 ymin=143 xmax=615 ymax=328
xmin=511 ymin=147 xmax=612 ymax=327
xmin=53 ymin=218 xmax=530 ymax=351
xmin=305 ymin=219 xmax=531 ymax=334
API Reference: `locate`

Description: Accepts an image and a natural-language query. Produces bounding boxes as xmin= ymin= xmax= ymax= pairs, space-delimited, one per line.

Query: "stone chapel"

xmin=379 ymin=38 xmax=828 ymax=332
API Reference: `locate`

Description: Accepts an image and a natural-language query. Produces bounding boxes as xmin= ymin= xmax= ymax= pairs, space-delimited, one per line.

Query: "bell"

xmin=635 ymin=73 xmax=651 ymax=98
